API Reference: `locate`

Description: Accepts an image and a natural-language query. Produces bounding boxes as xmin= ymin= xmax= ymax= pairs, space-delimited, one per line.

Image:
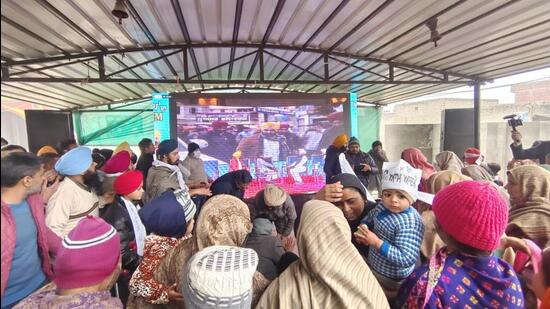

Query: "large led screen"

xmin=175 ymin=95 xmax=348 ymax=198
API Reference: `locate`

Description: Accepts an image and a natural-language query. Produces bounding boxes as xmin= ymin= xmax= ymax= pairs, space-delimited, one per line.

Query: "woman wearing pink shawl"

xmin=401 ymin=148 xmax=436 ymax=192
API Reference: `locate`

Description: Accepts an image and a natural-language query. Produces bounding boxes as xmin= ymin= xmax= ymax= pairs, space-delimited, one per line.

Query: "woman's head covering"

xmin=139 ymin=189 xmax=196 ymax=238
xmin=328 ymin=173 xmax=367 ymax=200
xmin=506 ymin=165 xmax=550 ymax=248
xmin=37 ymin=145 xmax=58 ymax=156
xmin=433 ymin=181 xmax=508 ymax=251
xmin=434 ymin=151 xmax=464 ymax=173
xmin=401 ymin=148 xmax=436 ymax=182
xmin=461 ymin=165 xmax=493 ymax=182
xmin=195 ymin=194 xmax=252 ymax=251
xmin=54 ymin=146 xmax=93 ymax=176
xmin=332 ymin=134 xmax=348 ymax=148
xmin=154 ymin=194 xmax=254 ymax=307
xmin=507 ymin=165 xmax=550 ymax=209
xmin=182 ymin=246 xmax=258 ymax=309
xmin=54 ymin=216 xmax=120 ymax=289
xmin=256 ymin=200 xmax=389 ymax=309
xmin=427 ymin=171 xmax=472 ymax=194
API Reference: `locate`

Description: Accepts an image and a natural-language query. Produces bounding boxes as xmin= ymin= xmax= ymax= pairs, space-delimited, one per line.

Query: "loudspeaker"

xmin=25 ymin=110 xmax=74 ymax=153
xmin=441 ymin=108 xmax=474 ymax=157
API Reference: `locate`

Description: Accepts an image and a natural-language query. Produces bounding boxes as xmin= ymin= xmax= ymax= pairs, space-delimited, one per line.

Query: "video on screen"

xmin=175 ymin=101 xmax=346 ymax=197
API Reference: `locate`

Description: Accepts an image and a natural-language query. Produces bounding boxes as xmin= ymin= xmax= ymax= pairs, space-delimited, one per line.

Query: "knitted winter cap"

xmin=113 ymin=170 xmax=143 ymax=196
xmin=54 ymin=216 xmax=120 ymax=289
xmin=263 ymin=184 xmax=287 ymax=207
xmin=348 ymin=136 xmax=360 ymax=146
xmin=182 ymin=246 xmax=258 ymax=309
xmin=332 ymin=134 xmax=348 ymax=148
xmin=103 ymin=150 xmax=131 ymax=175
xmin=433 ymin=180 xmax=508 ymax=251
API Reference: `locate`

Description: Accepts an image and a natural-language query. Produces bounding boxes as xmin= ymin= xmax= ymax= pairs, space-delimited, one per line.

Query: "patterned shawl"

xmin=256 ymin=200 xmax=389 ymax=309
xmin=126 ymin=195 xmax=256 ymax=309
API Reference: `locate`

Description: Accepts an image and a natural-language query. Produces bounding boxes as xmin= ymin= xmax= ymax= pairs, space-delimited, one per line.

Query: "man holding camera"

xmin=510 ymin=130 xmax=550 ymax=164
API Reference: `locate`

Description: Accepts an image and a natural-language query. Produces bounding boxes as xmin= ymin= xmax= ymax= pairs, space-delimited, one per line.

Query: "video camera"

xmin=503 ymin=114 xmax=523 ymax=131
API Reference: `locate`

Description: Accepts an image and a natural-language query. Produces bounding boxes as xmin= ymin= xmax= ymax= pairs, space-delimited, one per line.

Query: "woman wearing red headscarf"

xmin=401 ymin=148 xmax=436 ymax=192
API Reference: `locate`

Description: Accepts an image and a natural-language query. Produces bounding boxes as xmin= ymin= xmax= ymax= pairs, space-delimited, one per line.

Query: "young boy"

xmin=354 ymin=159 xmax=425 ymax=297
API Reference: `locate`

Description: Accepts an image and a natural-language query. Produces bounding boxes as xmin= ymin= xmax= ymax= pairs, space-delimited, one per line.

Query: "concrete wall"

xmin=378 ymin=99 xmax=550 ymax=180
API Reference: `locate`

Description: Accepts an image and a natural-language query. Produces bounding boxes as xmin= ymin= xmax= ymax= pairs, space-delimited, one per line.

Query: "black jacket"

xmin=136 ymin=153 xmax=154 ymax=186
xmin=99 ymin=197 xmax=142 ymax=272
xmin=510 ymin=141 xmax=550 ymax=164
xmin=324 ymin=145 xmax=345 ymax=182
xmin=345 ymin=151 xmax=379 ymax=188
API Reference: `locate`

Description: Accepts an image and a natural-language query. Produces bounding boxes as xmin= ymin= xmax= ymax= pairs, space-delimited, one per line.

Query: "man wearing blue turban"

xmin=46 ymin=147 xmax=100 ymax=237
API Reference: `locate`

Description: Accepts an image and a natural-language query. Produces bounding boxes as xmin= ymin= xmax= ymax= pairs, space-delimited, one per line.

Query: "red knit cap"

xmin=103 ymin=150 xmax=131 ymax=174
xmin=113 ymin=170 xmax=143 ymax=195
xmin=464 ymin=147 xmax=481 ymax=165
xmin=433 ymin=180 xmax=508 ymax=251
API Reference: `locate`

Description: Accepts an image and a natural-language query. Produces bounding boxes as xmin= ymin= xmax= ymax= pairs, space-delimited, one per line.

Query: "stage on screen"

xmin=167 ymin=93 xmax=354 ymax=198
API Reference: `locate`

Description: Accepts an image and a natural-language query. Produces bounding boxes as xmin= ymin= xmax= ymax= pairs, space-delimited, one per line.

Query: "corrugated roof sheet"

xmin=1 ymin=0 xmax=549 ymax=109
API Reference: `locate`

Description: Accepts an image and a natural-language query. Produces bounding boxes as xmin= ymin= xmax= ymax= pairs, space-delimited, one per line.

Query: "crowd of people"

xmin=1 ymin=129 xmax=549 ymax=309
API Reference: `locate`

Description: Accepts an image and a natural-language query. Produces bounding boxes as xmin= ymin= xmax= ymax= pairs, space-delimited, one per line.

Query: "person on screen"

xmin=303 ymin=124 xmax=324 ymax=155
xmin=238 ymin=122 xmax=289 ymax=162
xmin=181 ymin=142 xmax=209 ymax=185
xmin=318 ymin=111 xmax=345 ymax=150
xmin=278 ymin=123 xmax=300 ymax=156
xmin=288 ymin=149 xmax=308 ymax=183
xmin=235 ymin=124 xmax=255 ymax=144
xmin=201 ymin=120 xmax=237 ymax=163
xmin=230 ymin=150 xmax=248 ymax=171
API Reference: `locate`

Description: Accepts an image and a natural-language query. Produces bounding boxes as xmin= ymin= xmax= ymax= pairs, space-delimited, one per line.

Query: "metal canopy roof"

xmin=1 ymin=0 xmax=549 ymax=110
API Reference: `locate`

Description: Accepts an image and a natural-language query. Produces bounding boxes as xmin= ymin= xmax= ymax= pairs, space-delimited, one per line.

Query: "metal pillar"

xmin=473 ymin=81 xmax=481 ymax=148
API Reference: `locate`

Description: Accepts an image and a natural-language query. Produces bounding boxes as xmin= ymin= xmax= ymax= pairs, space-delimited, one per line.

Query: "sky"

xmin=394 ymin=67 xmax=550 ymax=105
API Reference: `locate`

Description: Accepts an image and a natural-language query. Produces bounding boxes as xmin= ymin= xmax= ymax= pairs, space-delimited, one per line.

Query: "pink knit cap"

xmin=433 ymin=181 xmax=508 ymax=251
xmin=54 ymin=216 xmax=120 ymax=289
